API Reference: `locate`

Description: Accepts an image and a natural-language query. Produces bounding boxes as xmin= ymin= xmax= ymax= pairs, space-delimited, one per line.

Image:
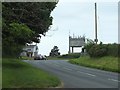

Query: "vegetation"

xmin=68 ymin=41 xmax=119 ymax=73
xmin=2 ymin=58 xmax=61 ymax=88
xmin=2 ymin=2 xmax=58 ymax=57
xmin=2 ymin=22 xmax=34 ymax=57
xmin=88 ymin=44 xmax=107 ymax=57
xmin=69 ymin=56 xmax=119 ymax=73
xmin=47 ymin=53 xmax=81 ymax=60
xmin=2 ymin=2 xmax=61 ymax=88
xmin=49 ymin=46 xmax=60 ymax=56
xmin=84 ymin=42 xmax=119 ymax=58
xmin=106 ymin=43 xmax=119 ymax=57
xmin=19 ymin=56 xmax=34 ymax=60
xmin=58 ymin=53 xmax=80 ymax=59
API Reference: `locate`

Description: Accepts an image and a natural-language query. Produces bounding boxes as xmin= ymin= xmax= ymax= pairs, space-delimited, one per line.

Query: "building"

xmin=20 ymin=45 xmax=38 ymax=57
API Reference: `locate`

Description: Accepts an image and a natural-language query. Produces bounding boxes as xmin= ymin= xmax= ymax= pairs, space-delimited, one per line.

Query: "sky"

xmin=37 ymin=0 xmax=118 ymax=56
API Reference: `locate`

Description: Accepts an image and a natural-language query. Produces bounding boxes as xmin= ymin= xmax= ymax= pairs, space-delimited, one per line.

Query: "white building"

xmin=21 ymin=45 xmax=38 ymax=57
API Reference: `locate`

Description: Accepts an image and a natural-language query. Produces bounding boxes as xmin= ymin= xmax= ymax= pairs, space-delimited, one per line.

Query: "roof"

xmin=26 ymin=45 xmax=37 ymax=48
xmin=23 ymin=45 xmax=38 ymax=49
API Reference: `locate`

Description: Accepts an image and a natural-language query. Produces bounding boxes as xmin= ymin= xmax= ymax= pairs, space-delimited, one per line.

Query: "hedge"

xmin=85 ymin=43 xmax=119 ymax=57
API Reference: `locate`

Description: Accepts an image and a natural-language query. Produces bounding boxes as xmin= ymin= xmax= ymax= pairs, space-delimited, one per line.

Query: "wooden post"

xmin=69 ymin=36 xmax=71 ymax=54
xmin=72 ymin=47 xmax=74 ymax=53
xmin=95 ymin=3 xmax=98 ymax=44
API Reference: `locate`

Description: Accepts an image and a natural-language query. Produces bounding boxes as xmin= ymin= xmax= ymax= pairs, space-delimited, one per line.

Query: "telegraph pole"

xmin=69 ymin=30 xmax=71 ymax=54
xmin=95 ymin=3 xmax=98 ymax=44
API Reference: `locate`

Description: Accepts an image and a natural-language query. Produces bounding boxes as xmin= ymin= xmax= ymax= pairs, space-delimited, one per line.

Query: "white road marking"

xmin=77 ymin=71 xmax=96 ymax=77
xmin=108 ymin=78 xmax=120 ymax=82
xmin=86 ymin=73 xmax=96 ymax=77
xmin=54 ymin=64 xmax=60 ymax=67
xmin=63 ymin=67 xmax=72 ymax=71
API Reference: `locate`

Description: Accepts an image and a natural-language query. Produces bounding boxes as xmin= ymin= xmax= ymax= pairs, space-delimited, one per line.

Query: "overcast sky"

xmin=37 ymin=0 xmax=118 ymax=56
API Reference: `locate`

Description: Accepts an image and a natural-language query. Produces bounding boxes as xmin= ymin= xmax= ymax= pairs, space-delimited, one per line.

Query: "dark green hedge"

xmin=88 ymin=44 xmax=107 ymax=57
xmin=58 ymin=53 xmax=80 ymax=59
xmin=85 ymin=43 xmax=119 ymax=57
xmin=106 ymin=44 xmax=118 ymax=57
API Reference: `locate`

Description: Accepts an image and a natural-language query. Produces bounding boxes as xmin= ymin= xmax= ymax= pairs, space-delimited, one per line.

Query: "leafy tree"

xmin=9 ymin=23 xmax=35 ymax=44
xmin=2 ymin=22 xmax=35 ymax=57
xmin=2 ymin=2 xmax=57 ymax=43
xmin=49 ymin=46 xmax=60 ymax=56
xmin=2 ymin=2 xmax=58 ymax=57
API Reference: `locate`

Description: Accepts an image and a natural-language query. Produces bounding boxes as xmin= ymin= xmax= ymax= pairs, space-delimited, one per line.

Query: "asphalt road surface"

xmin=23 ymin=60 xmax=119 ymax=88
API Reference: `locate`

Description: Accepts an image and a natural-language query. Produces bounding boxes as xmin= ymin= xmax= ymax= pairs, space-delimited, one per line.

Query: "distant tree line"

xmin=2 ymin=2 xmax=58 ymax=57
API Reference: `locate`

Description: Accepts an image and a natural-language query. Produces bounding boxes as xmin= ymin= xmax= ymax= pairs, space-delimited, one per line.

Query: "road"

xmin=23 ymin=60 xmax=119 ymax=88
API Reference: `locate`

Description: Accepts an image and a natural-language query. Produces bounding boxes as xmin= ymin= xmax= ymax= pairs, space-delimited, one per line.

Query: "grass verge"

xmin=47 ymin=53 xmax=80 ymax=60
xmin=69 ymin=56 xmax=119 ymax=73
xmin=19 ymin=56 xmax=34 ymax=60
xmin=47 ymin=56 xmax=67 ymax=60
xmin=2 ymin=58 xmax=61 ymax=88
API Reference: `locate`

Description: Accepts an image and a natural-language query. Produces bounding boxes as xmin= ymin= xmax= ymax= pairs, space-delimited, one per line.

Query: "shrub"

xmin=84 ymin=43 xmax=94 ymax=53
xmin=88 ymin=44 xmax=107 ymax=58
xmin=106 ymin=44 xmax=118 ymax=57
xmin=85 ymin=42 xmax=119 ymax=57
xmin=58 ymin=53 xmax=80 ymax=59
xmin=118 ymin=45 xmax=120 ymax=57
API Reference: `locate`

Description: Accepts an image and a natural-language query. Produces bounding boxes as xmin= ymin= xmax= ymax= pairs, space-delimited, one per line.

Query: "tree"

xmin=2 ymin=2 xmax=58 ymax=57
xmin=2 ymin=22 xmax=35 ymax=57
xmin=2 ymin=2 xmax=57 ymax=43
xmin=9 ymin=23 xmax=35 ymax=45
xmin=49 ymin=46 xmax=60 ymax=56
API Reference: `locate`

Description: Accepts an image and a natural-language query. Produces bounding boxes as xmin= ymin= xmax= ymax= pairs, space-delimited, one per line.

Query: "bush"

xmin=88 ymin=44 xmax=107 ymax=58
xmin=85 ymin=42 xmax=120 ymax=57
xmin=2 ymin=42 xmax=23 ymax=58
xmin=118 ymin=45 xmax=120 ymax=57
xmin=84 ymin=43 xmax=94 ymax=53
xmin=106 ymin=44 xmax=118 ymax=57
xmin=58 ymin=53 xmax=80 ymax=59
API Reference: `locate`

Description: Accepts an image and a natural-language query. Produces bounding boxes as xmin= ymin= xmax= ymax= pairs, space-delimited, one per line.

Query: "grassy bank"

xmin=20 ymin=56 xmax=34 ymax=60
xmin=2 ymin=58 xmax=61 ymax=88
xmin=47 ymin=53 xmax=80 ymax=60
xmin=69 ymin=56 xmax=119 ymax=73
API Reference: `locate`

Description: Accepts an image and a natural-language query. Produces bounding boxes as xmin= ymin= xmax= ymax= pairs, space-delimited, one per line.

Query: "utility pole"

xmin=95 ymin=3 xmax=98 ymax=44
xmin=69 ymin=30 xmax=71 ymax=54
